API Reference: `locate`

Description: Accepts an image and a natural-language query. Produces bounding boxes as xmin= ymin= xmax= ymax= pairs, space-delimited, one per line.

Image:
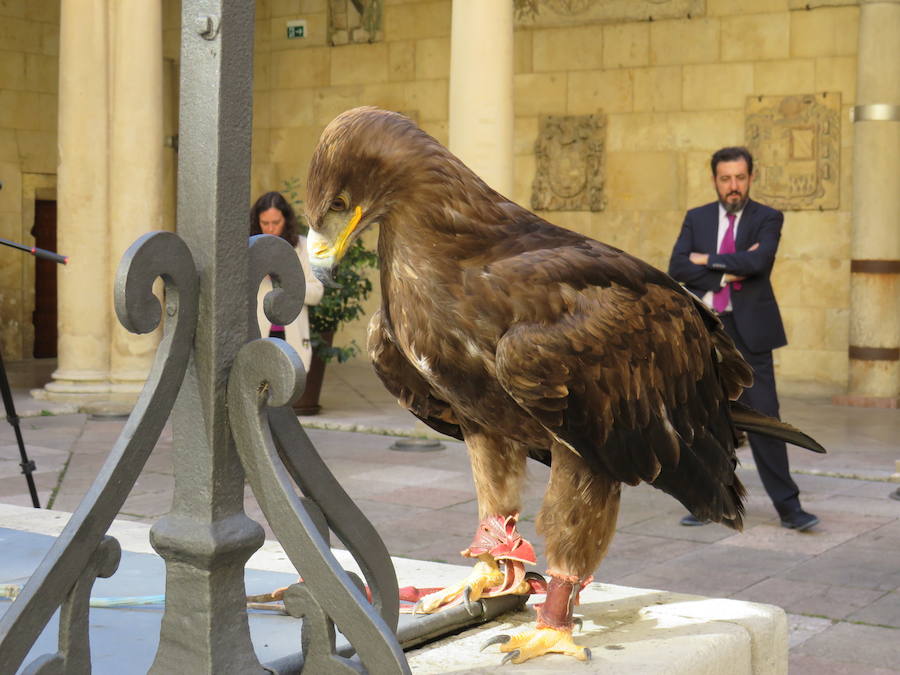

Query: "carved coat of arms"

xmin=532 ymin=114 xmax=606 ymax=212
xmin=745 ymin=93 xmax=841 ymax=211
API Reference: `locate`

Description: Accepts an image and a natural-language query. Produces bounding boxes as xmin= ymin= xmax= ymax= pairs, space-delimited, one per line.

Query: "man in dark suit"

xmin=668 ymin=146 xmax=818 ymax=531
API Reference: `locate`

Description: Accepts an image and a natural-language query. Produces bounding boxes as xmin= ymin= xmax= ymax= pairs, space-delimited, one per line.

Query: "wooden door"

xmin=31 ymin=199 xmax=58 ymax=358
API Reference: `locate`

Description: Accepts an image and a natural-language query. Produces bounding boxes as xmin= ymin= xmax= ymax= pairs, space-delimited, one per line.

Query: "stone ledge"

xmin=407 ymin=584 xmax=786 ymax=674
xmin=0 ymin=505 xmax=788 ymax=674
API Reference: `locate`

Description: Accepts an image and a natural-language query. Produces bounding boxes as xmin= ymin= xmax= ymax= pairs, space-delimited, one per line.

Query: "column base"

xmin=33 ymin=375 xmax=141 ymax=411
xmin=831 ymin=394 xmax=900 ymax=409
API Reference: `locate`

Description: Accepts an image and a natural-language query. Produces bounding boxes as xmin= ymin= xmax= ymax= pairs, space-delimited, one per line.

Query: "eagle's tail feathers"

xmin=729 ymin=401 xmax=826 ymax=454
xmin=651 ymin=433 xmax=746 ymax=531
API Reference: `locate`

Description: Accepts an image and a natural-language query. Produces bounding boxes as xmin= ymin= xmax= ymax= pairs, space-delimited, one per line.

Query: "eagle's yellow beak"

xmin=308 ymin=205 xmax=363 ymax=286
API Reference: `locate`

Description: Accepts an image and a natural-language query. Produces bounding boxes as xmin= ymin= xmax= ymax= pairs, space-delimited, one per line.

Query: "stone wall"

xmin=514 ymin=2 xmax=858 ymax=395
xmin=0 ymin=0 xmax=860 ymax=395
xmin=249 ymin=0 xmax=858 ymax=395
xmin=0 ymin=1 xmax=60 ymax=360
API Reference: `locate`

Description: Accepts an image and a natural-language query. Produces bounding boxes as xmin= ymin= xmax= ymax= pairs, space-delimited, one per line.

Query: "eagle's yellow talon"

xmin=501 ymin=649 xmax=520 ymax=666
xmin=489 ymin=626 xmax=589 ymax=664
xmin=480 ymin=633 xmax=510 ymax=651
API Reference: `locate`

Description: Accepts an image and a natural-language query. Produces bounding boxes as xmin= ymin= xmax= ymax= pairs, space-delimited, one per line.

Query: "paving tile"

xmin=0 ymin=472 xmax=59 ymax=497
xmin=389 ymin=507 xmax=479 ymax=540
xmin=367 ymin=485 xmax=474 ymax=509
xmin=375 ymin=522 xmax=463 ymax=557
xmin=720 ymin=511 xmax=889 ymax=556
xmin=619 ymin=513 xmax=738 ymax=544
xmin=784 ymin=541 xmax=900 ymax=591
xmin=785 ymin=612 xmax=833 ymax=648
xmin=119 ymin=491 xmax=172 ymax=519
xmin=734 ymin=577 xmax=885 ymax=621
xmin=1 ymin=489 xmax=54 ymax=509
xmin=847 ymin=591 xmax=900 ymax=628
xmin=615 ymin=545 xmax=808 ymax=599
xmin=598 ymin=532 xmax=703 ymax=579
xmin=839 ymin=480 xmax=900 ymax=499
xmin=352 ymin=465 xmax=465 ymax=487
xmin=794 ymin=621 xmax=900 ymax=670
xmin=852 ymin=520 xmax=900 ymax=552
xmin=0 ymin=453 xmax=67 ymax=479
xmin=789 ymin=653 xmax=899 ymax=675
xmin=805 ymin=493 xmax=900 ymax=518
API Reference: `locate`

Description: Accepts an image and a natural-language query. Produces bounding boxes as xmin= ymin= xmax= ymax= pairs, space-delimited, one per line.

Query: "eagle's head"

xmin=304 ymin=106 xmax=498 ymax=285
xmin=304 ymin=107 xmax=427 ymax=284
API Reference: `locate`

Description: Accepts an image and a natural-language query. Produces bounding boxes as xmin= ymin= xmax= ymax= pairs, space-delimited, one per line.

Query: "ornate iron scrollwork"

xmin=228 ymin=338 xmax=408 ymax=674
xmin=21 ymin=537 xmax=122 ymax=675
xmin=236 ymin=235 xmax=408 ymax=673
xmin=0 ymin=232 xmax=199 ymax=673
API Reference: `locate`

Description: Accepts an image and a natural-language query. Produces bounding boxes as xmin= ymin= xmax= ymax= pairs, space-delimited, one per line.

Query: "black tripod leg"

xmin=0 ymin=349 xmax=40 ymax=508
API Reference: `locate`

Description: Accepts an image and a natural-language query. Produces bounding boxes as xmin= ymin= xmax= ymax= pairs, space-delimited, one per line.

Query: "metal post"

xmin=148 ymin=2 xmax=265 ymax=672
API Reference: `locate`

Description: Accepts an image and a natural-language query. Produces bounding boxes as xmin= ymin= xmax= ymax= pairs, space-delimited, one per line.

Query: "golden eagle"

xmin=305 ymin=107 xmax=823 ymax=663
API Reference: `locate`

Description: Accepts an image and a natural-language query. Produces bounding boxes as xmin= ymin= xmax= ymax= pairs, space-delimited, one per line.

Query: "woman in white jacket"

xmin=250 ymin=191 xmax=324 ymax=373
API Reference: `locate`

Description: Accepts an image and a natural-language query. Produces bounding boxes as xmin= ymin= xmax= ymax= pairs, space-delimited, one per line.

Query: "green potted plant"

xmin=283 ymin=178 xmax=379 ymax=413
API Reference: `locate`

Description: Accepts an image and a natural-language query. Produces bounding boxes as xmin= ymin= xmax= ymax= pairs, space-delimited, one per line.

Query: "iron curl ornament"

xmin=0 ymin=231 xmax=199 ymax=673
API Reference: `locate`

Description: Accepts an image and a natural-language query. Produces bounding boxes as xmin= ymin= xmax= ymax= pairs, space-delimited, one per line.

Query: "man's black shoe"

xmin=780 ymin=509 xmax=819 ymax=531
xmin=680 ymin=514 xmax=709 ymax=526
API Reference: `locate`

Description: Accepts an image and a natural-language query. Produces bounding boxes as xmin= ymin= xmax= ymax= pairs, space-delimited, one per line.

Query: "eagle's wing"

xmin=492 ymin=247 xmax=751 ymax=524
xmin=367 ymin=308 xmax=463 ymax=440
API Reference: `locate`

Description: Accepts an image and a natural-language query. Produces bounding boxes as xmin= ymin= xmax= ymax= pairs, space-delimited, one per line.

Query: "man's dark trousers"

xmin=720 ymin=313 xmax=800 ymax=516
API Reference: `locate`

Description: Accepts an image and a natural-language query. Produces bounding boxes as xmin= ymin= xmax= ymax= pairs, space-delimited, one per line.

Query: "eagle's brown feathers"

xmin=307 ymin=107 xmax=756 ymax=581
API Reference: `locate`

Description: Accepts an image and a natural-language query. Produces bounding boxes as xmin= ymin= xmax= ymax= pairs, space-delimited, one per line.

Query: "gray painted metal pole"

xmin=148 ymin=2 xmax=265 ymax=672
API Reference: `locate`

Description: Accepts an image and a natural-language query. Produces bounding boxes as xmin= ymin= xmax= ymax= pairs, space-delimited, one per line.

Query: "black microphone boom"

xmin=0 ymin=237 xmax=68 ymax=265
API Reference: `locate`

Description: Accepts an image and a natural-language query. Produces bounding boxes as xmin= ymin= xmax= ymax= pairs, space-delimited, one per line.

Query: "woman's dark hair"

xmin=710 ymin=146 xmax=753 ymax=177
xmin=249 ymin=191 xmax=300 ymax=247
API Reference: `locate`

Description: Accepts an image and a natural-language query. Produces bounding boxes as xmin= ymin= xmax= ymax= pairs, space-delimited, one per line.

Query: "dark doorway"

xmin=31 ymin=199 xmax=58 ymax=358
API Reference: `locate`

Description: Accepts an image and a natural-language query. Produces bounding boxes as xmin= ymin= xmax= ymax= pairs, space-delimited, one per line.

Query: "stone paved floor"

xmin=2 ymin=358 xmax=899 ymax=673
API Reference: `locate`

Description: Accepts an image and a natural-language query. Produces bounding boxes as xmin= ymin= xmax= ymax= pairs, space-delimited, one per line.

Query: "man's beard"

xmin=720 ymin=191 xmax=748 ymax=214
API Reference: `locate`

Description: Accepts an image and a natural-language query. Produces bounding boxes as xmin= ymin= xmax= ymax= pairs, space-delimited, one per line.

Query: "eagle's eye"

xmin=330 ymin=195 xmax=349 ymax=212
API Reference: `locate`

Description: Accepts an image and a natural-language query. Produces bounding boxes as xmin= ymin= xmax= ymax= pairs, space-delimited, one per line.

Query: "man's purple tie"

xmin=712 ymin=213 xmax=736 ymax=313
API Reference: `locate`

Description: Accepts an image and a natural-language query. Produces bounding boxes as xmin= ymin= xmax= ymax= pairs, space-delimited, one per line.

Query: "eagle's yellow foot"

xmin=481 ymin=569 xmax=593 ymax=663
xmin=413 ymin=556 xmax=506 ymax=615
xmin=482 ymin=627 xmax=590 ymax=664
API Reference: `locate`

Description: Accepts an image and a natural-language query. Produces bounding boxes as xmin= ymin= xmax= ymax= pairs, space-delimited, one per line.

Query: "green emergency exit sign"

xmin=286 ymin=20 xmax=306 ymax=39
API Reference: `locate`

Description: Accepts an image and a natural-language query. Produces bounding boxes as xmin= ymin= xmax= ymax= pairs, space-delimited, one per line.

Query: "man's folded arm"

xmin=707 ymin=211 xmax=783 ymax=277
xmin=668 ymin=216 xmax=726 ymax=292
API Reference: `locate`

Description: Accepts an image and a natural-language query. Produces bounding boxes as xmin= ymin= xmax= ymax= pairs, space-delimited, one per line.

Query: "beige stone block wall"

xmin=0 ymin=2 xmax=59 ymax=359
xmin=633 ymin=66 xmax=682 ymax=112
xmin=720 ymin=13 xmax=790 ymax=62
xmin=682 ymin=63 xmax=754 ymax=110
xmin=790 ymin=6 xmax=859 ymax=57
xmin=247 ymin=0 xmax=455 ymax=352
xmin=533 ymin=25 xmax=604 ymax=72
xmin=568 ymin=69 xmax=633 ymax=114
xmin=753 ymin=59 xmax=816 ymax=96
xmin=243 ymin=1 xmax=861 ymax=392
xmin=650 ymin=18 xmax=720 ymax=65
xmin=603 ymin=23 xmax=649 ymax=69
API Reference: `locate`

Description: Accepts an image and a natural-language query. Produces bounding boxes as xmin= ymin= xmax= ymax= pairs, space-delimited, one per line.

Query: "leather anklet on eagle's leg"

xmin=412 ymin=513 xmax=543 ymax=615
xmin=482 ymin=570 xmax=592 ymax=664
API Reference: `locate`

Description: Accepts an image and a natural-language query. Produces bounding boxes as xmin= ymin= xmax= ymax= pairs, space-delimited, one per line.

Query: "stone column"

xmin=840 ymin=0 xmax=900 ymax=408
xmin=108 ymin=0 xmax=165 ymax=397
xmin=44 ymin=0 xmax=111 ymax=398
xmin=448 ymin=0 xmax=514 ymax=196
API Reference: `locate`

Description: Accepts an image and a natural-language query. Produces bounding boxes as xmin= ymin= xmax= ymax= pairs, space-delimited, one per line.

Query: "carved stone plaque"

xmin=329 ymin=0 xmax=382 ymax=46
xmin=532 ymin=114 xmax=606 ymax=212
xmin=515 ymin=0 xmax=705 ymax=26
xmin=745 ymin=93 xmax=841 ymax=211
